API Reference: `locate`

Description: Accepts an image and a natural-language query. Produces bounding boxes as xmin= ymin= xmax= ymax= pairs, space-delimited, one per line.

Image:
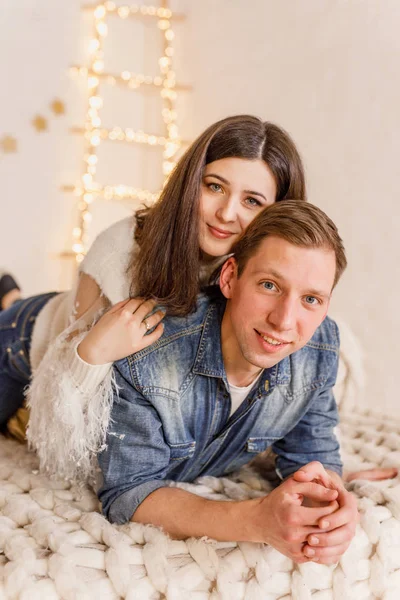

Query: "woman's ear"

xmin=219 ymin=257 xmax=238 ymax=299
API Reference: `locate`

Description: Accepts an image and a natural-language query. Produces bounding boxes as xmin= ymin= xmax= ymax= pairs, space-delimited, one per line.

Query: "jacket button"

xmin=264 ymin=380 xmax=270 ymax=392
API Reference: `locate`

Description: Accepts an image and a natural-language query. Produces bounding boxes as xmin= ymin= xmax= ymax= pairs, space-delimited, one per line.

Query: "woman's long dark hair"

xmin=130 ymin=115 xmax=307 ymax=315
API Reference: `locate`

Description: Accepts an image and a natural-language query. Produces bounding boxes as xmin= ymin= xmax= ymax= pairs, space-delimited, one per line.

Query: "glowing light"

xmin=94 ymin=5 xmax=106 ymax=20
xmin=66 ymin=1 xmax=184 ymax=262
xmin=96 ymin=22 xmax=108 ymax=37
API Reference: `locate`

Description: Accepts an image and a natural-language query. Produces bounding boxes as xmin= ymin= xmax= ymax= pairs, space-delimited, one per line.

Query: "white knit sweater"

xmin=27 ymin=216 xmax=136 ymax=481
xmin=27 ymin=215 xmax=225 ymax=483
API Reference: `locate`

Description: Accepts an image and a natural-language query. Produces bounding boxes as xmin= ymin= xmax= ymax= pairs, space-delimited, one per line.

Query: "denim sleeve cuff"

xmin=106 ymin=480 xmax=168 ymax=524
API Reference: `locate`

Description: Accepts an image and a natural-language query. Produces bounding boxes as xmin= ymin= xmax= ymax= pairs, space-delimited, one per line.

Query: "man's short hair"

xmin=232 ymin=200 xmax=347 ymax=288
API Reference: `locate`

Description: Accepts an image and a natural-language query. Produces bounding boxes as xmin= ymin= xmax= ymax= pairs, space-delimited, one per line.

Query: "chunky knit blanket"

xmin=0 ymin=408 xmax=399 ymax=600
xmin=1 ymin=320 xmax=399 ymax=599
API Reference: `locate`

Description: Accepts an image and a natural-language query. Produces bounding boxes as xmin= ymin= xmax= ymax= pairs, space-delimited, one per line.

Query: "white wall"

xmin=1 ymin=0 xmax=399 ymax=415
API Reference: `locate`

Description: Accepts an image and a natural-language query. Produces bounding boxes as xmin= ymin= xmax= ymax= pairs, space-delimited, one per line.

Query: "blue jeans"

xmin=0 ymin=293 xmax=57 ymax=425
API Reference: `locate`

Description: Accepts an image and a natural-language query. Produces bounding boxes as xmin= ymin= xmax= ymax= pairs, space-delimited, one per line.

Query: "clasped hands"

xmin=259 ymin=461 xmax=359 ymax=565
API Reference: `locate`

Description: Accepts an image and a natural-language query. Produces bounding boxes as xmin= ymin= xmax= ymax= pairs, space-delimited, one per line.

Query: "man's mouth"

xmin=256 ymin=330 xmax=292 ymax=347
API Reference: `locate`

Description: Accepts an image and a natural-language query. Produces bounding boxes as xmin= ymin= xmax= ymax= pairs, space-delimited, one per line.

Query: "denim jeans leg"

xmin=0 ymin=292 xmax=58 ymax=425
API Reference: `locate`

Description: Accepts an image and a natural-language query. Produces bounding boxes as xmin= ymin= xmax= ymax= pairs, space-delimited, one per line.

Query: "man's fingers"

xmin=293 ymin=462 xmax=333 ymax=488
xmin=317 ymin=490 xmax=358 ymax=530
xmin=289 ymin=481 xmax=338 ymax=502
xmin=303 ymin=541 xmax=349 ymax=560
xmin=345 ymin=467 xmax=398 ymax=482
xmin=307 ymin=524 xmax=352 ymax=547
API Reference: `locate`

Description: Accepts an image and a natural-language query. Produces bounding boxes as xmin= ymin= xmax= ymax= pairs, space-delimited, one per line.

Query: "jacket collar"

xmin=193 ymin=299 xmax=226 ymax=379
xmin=192 ymin=296 xmax=291 ymax=391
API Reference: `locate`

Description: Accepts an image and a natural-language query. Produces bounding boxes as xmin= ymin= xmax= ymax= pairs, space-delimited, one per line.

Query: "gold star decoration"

xmin=50 ymin=98 xmax=66 ymax=116
xmin=0 ymin=135 xmax=18 ymax=153
xmin=32 ymin=115 xmax=48 ymax=132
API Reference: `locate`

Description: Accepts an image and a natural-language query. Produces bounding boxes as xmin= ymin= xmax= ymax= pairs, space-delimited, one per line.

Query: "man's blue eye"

xmin=305 ymin=296 xmax=318 ymax=305
xmin=263 ymin=282 xmax=275 ymax=290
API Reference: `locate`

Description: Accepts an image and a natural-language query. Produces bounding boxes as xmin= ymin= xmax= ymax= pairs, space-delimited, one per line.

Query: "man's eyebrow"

xmin=204 ymin=173 xmax=267 ymax=201
xmin=252 ymin=268 xmax=331 ymax=299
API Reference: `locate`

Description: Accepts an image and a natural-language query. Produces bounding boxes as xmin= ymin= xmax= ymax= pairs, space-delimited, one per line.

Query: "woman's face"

xmin=199 ymin=157 xmax=277 ymax=260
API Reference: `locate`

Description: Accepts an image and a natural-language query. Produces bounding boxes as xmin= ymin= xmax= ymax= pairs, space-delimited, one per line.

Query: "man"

xmin=97 ymin=200 xmax=359 ymax=564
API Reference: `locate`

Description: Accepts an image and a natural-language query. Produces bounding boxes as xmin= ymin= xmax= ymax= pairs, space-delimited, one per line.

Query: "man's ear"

xmin=219 ymin=257 xmax=238 ymax=299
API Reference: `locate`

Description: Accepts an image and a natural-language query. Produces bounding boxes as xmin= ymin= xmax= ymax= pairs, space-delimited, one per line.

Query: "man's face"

xmin=220 ymin=236 xmax=336 ymax=376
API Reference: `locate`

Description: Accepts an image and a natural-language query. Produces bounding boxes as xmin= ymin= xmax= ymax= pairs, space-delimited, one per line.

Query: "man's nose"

xmin=216 ymin=196 xmax=238 ymax=223
xmin=267 ymin=298 xmax=296 ymax=331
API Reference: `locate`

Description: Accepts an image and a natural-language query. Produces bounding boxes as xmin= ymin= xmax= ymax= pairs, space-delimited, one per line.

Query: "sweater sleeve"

xmin=26 ymin=294 xmax=117 ymax=482
xmin=79 ymin=216 xmax=135 ymax=305
xmin=27 ymin=217 xmax=137 ymax=482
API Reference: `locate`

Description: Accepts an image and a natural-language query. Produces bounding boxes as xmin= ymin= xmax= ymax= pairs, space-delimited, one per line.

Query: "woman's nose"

xmin=216 ymin=197 xmax=238 ymax=223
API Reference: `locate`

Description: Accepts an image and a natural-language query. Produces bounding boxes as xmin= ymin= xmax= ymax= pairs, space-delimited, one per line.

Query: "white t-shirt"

xmin=227 ymin=371 xmax=264 ymax=417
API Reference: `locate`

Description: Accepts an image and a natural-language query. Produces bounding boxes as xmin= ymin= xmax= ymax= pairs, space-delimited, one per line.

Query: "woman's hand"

xmin=345 ymin=467 xmax=398 ymax=482
xmin=77 ymin=298 xmax=165 ymax=365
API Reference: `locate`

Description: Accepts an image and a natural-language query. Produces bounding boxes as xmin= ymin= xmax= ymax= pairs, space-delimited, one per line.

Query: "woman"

xmin=0 ymin=115 xmax=306 ymax=480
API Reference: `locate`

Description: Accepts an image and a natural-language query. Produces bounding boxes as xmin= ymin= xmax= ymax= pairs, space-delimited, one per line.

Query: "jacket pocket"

xmin=168 ymin=441 xmax=196 ymax=462
xmin=225 ymin=437 xmax=277 ymax=473
xmin=8 ymin=340 xmax=31 ymax=381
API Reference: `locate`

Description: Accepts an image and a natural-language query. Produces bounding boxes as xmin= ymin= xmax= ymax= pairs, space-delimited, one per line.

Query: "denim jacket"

xmin=98 ymin=293 xmax=342 ymax=524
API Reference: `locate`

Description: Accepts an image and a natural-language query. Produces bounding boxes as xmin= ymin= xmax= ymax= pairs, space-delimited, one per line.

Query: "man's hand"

xmin=293 ymin=462 xmax=359 ymax=564
xmin=257 ymin=476 xmax=339 ymax=563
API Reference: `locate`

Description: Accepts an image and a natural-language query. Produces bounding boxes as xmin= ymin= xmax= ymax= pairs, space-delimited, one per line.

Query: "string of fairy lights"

xmin=64 ymin=1 xmax=187 ymax=263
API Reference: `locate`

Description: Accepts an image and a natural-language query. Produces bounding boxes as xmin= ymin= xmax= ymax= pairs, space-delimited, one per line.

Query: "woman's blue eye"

xmin=209 ymin=182 xmax=222 ymax=192
xmin=246 ymin=197 xmax=261 ymax=207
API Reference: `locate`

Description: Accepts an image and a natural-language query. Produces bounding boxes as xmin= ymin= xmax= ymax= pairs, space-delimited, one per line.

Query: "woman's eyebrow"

xmin=204 ymin=174 xmax=267 ymax=200
xmin=204 ymin=173 xmax=229 ymax=183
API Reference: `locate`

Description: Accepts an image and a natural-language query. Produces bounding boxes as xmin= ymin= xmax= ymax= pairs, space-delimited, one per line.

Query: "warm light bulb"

xmin=88 ymin=39 xmax=100 ymax=53
xmin=88 ymin=76 xmax=100 ymax=89
xmin=89 ymin=96 xmax=103 ymax=109
xmin=118 ymin=6 xmax=130 ymax=18
xmin=94 ymin=5 xmax=106 ymax=19
xmin=92 ymin=60 xmax=104 ymax=73
xmin=96 ymin=22 xmax=108 ymax=37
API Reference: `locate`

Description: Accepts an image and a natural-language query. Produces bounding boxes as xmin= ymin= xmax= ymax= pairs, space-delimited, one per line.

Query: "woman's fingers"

xmin=120 ymin=297 xmax=153 ymax=316
xmin=107 ymin=298 xmax=132 ymax=314
xmin=141 ymin=321 xmax=164 ymax=345
xmin=141 ymin=310 xmax=166 ymax=335
xmin=345 ymin=467 xmax=398 ymax=482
